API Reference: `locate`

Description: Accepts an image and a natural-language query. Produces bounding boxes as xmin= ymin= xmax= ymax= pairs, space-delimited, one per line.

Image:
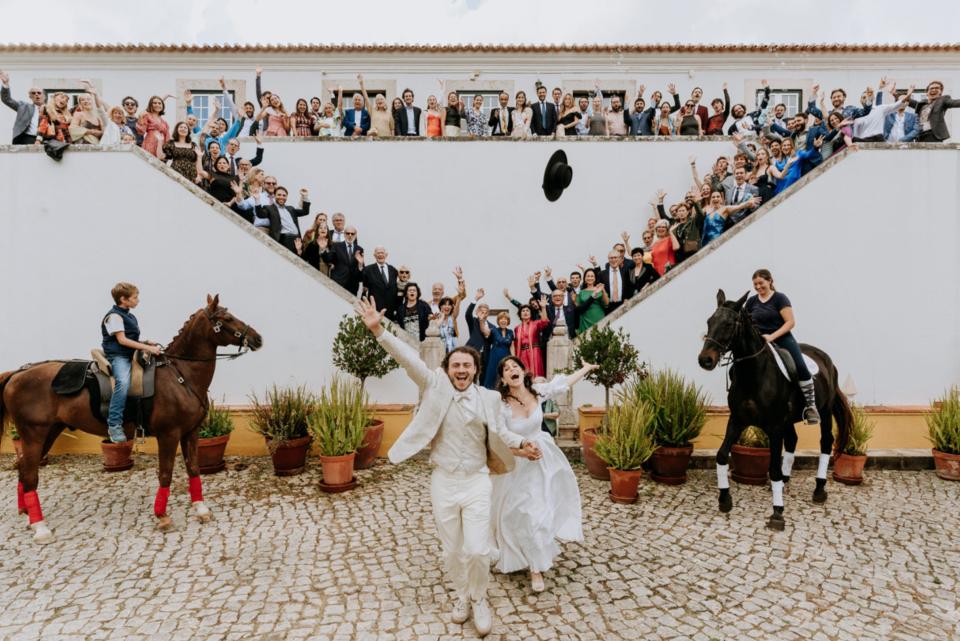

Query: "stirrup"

xmin=803 ymin=406 xmax=821 ymax=425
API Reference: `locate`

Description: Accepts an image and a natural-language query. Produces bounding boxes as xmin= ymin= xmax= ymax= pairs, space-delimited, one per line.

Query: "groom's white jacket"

xmin=378 ymin=329 xmax=524 ymax=473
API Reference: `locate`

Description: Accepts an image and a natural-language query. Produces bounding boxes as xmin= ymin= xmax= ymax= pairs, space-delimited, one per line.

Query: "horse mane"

xmin=165 ymin=307 xmax=208 ymax=351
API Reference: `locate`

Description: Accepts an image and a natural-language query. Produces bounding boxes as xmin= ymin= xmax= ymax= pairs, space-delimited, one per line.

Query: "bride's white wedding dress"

xmin=490 ymin=375 xmax=583 ymax=573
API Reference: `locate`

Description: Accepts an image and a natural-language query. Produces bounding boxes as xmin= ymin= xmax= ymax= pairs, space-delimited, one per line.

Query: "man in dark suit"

xmin=600 ymin=250 xmax=633 ymax=314
xmin=342 ymin=93 xmax=371 ymax=137
xmin=322 ymin=226 xmax=364 ymax=295
xmin=224 ymin=136 xmax=263 ymax=174
xmin=488 ymin=91 xmax=514 ymax=136
xmin=395 ymin=88 xmax=422 ymax=136
xmin=256 ymin=187 xmax=310 ymax=253
xmin=909 ymin=80 xmax=960 ymax=142
xmin=545 ymin=289 xmax=577 ymax=340
xmin=361 ymin=246 xmax=399 ymax=316
xmin=530 ymin=85 xmax=558 ymax=136
xmin=725 ymin=167 xmax=760 ymax=225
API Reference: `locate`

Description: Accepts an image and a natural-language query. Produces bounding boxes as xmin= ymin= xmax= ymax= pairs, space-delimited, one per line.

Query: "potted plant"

xmin=927 ymin=386 xmax=960 ymax=481
xmin=593 ymin=395 xmax=657 ymax=504
xmin=101 ymin=425 xmax=135 ymax=472
xmin=309 ymin=375 xmax=369 ymax=492
xmin=331 ymin=314 xmax=399 ymax=469
xmin=832 ymin=404 xmax=874 ymax=485
xmin=731 ymin=426 xmax=770 ymax=485
xmin=627 ymin=370 xmax=708 ymax=485
xmin=249 ymin=384 xmax=316 ymax=476
xmin=571 ymin=325 xmax=645 ymax=481
xmin=197 ymin=399 xmax=235 ymax=474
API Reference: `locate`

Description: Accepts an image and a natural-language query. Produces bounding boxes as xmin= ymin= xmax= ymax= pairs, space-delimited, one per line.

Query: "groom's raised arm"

xmin=356 ymin=299 xmax=433 ymax=389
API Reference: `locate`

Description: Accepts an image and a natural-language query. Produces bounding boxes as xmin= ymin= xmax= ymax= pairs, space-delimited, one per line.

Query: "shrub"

xmin=841 ymin=405 xmax=874 ymax=456
xmin=624 ymin=369 xmax=709 ymax=447
xmin=594 ymin=396 xmax=657 ymax=471
xmin=198 ymin=399 xmax=235 ymax=439
xmin=737 ymin=426 xmax=769 ymax=448
xmin=309 ymin=376 xmax=370 ymax=457
xmin=927 ymin=387 xmax=960 ymax=455
xmin=248 ymin=384 xmax=316 ymax=446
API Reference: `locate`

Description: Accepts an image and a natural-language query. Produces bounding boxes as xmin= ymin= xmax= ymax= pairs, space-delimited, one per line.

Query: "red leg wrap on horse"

xmin=17 ymin=482 xmax=26 ymax=513
xmin=188 ymin=476 xmax=203 ymax=503
xmin=23 ymin=490 xmax=43 ymax=524
xmin=154 ymin=486 xmax=170 ymax=517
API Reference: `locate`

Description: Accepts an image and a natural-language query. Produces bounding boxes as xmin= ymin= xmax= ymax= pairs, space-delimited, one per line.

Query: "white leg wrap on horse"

xmin=717 ymin=463 xmax=730 ymax=489
xmin=817 ymin=453 xmax=830 ymax=479
xmin=31 ymin=520 xmax=53 ymax=544
xmin=771 ymin=480 xmax=784 ymax=507
xmin=194 ymin=501 xmax=210 ymax=516
xmin=782 ymin=452 xmax=796 ymax=477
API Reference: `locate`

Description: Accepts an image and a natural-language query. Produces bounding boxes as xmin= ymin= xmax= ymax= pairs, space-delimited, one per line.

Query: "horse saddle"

xmin=50 ymin=350 xmax=157 ymax=426
xmin=768 ymin=344 xmax=820 ymax=382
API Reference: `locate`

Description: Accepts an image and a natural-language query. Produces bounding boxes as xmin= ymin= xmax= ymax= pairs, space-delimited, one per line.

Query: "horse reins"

xmin=704 ymin=307 xmax=770 ymax=391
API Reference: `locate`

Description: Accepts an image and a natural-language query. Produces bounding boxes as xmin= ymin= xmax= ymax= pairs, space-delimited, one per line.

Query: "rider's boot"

xmin=799 ymin=379 xmax=820 ymax=425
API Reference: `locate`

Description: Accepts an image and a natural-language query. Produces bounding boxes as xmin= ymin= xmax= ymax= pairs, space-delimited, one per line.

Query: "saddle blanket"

xmin=769 ymin=344 xmax=820 ymax=380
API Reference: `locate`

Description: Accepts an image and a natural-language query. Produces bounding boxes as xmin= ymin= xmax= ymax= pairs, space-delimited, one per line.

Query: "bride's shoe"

xmin=530 ymin=571 xmax=545 ymax=593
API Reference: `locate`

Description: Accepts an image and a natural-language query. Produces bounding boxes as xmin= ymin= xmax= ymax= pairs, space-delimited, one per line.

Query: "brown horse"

xmin=0 ymin=294 xmax=262 ymax=543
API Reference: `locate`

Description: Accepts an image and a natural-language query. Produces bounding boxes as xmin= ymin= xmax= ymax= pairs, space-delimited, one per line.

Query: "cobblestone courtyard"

xmin=0 ymin=454 xmax=957 ymax=641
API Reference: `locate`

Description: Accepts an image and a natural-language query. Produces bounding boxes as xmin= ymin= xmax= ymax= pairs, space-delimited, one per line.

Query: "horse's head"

xmin=203 ymin=294 xmax=263 ymax=351
xmin=698 ymin=289 xmax=749 ymax=371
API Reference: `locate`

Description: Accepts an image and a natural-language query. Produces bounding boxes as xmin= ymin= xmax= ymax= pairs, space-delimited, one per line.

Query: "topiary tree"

xmin=331 ymin=313 xmax=399 ymax=390
xmin=571 ymin=325 xmax=645 ymax=411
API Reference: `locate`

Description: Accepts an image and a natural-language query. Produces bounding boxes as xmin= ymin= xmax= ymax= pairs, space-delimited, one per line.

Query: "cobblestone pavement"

xmin=1 ymin=453 xmax=958 ymax=641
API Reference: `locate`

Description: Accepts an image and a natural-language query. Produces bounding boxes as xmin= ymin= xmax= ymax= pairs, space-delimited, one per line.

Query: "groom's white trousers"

xmin=430 ymin=468 xmax=493 ymax=601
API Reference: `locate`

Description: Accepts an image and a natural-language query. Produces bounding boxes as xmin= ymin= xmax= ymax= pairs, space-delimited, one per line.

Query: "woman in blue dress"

xmin=700 ymin=190 xmax=759 ymax=245
xmin=481 ymin=311 xmax=514 ymax=389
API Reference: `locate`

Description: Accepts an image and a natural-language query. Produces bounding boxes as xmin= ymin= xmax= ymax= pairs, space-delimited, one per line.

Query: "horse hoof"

xmin=812 ymin=489 xmax=828 ymax=504
xmin=157 ymin=516 xmax=174 ymax=532
xmin=719 ymin=496 xmax=733 ymax=513
xmin=194 ymin=502 xmax=212 ymax=523
xmin=766 ymin=515 xmax=786 ymax=531
xmin=782 ymin=475 xmax=790 ymax=484
xmin=31 ymin=521 xmax=54 ymax=544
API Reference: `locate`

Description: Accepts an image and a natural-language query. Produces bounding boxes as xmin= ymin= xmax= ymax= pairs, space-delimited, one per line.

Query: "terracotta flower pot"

xmin=731 ymin=444 xmax=770 ymax=486
xmin=650 ymin=444 xmax=694 ymax=485
xmin=581 ymin=427 xmax=610 ymax=481
xmin=608 ymin=468 xmax=643 ymax=504
xmin=198 ymin=434 xmax=231 ymax=475
xmin=832 ymin=452 xmax=867 ymax=485
xmin=101 ymin=440 xmax=134 ymax=472
xmin=932 ymin=448 xmax=960 ymax=481
xmin=320 ymin=452 xmax=356 ymax=491
xmin=267 ymin=435 xmax=312 ymax=477
xmin=354 ymin=420 xmax=384 ymax=470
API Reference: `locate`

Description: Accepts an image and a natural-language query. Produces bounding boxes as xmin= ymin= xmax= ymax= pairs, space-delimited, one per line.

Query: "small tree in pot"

xmin=626 ymin=369 xmax=708 ymax=485
xmin=927 ymin=387 xmax=960 ymax=481
xmin=571 ymin=325 xmax=645 ymax=481
xmin=331 ymin=313 xmax=399 ymax=469
xmin=832 ymin=405 xmax=874 ymax=485
xmin=309 ymin=375 xmax=370 ymax=492
xmin=249 ymin=384 xmax=316 ymax=476
xmin=731 ymin=426 xmax=770 ymax=485
xmin=197 ymin=399 xmax=235 ymax=474
xmin=594 ymin=396 xmax=657 ymax=504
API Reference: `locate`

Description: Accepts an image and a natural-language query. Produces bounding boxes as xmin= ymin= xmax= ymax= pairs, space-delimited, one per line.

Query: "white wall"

xmin=591 ymin=148 xmax=960 ymax=407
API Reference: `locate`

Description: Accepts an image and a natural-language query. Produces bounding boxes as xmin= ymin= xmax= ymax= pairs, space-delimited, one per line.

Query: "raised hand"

xmin=761 ymin=79 xmax=769 ymax=88
xmin=544 ymin=266 xmax=552 ymax=279
xmin=475 ymin=288 xmax=485 ymax=301
xmin=219 ymin=77 xmax=227 ymax=90
xmin=255 ymin=66 xmax=262 ymax=76
xmin=588 ymin=255 xmax=597 ymax=266
xmin=183 ymin=89 xmax=192 ymax=102
xmin=503 ymin=288 xmax=511 ymax=300
xmin=254 ymin=133 xmax=263 ymax=145
xmin=811 ymin=83 xmax=820 ymax=96
xmin=0 ymin=70 xmax=9 ymax=85
xmin=657 ymin=188 xmax=667 ymax=201
xmin=355 ymin=297 xmax=386 ymax=334
xmin=667 ymin=83 xmax=676 ymax=95
xmin=453 ymin=265 xmax=464 ymax=281
xmin=527 ymin=274 xmax=536 ymax=288
xmin=722 ymin=82 xmax=728 ymax=90
xmin=621 ymin=230 xmax=630 ymax=242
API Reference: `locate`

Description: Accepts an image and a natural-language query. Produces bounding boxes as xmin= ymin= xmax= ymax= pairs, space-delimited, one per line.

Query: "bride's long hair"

xmin=497 ymin=355 xmax=536 ymax=402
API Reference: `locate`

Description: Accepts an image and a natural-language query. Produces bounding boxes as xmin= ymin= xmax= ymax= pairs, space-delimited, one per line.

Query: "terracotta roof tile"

xmin=1 ymin=42 xmax=959 ymax=54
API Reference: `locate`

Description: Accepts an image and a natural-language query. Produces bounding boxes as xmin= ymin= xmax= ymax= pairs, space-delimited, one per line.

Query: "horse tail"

xmin=0 ymin=370 xmax=14 ymax=442
xmin=832 ymin=373 xmax=853 ymax=459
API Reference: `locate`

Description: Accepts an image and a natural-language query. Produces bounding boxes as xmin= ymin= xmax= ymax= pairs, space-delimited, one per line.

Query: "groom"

xmin=356 ymin=299 xmax=540 ymax=637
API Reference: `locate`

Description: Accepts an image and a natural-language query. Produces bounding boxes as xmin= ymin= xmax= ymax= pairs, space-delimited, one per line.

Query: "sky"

xmin=0 ymin=0 xmax=957 ymax=45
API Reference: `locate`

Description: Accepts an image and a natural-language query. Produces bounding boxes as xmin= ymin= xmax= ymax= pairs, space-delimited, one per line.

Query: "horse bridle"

xmin=161 ymin=313 xmax=253 ymax=363
xmin=704 ymin=306 xmax=767 ymax=367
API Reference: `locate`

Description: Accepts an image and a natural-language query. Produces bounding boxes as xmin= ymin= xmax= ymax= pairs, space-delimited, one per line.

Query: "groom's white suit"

xmin=379 ymin=329 xmax=527 ymax=603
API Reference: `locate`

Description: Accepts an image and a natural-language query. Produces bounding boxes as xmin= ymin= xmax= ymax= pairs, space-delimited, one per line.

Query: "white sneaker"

xmin=472 ymin=598 xmax=492 ymax=637
xmin=530 ymin=571 xmax=545 ymax=593
xmin=451 ymin=595 xmax=470 ymax=624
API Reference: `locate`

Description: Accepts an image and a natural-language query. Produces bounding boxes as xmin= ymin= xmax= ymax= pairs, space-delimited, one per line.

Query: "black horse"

xmin=698 ymin=290 xmax=851 ymax=531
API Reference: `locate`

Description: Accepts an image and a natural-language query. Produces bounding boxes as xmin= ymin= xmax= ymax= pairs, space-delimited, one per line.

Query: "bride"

xmin=491 ymin=356 xmax=597 ymax=592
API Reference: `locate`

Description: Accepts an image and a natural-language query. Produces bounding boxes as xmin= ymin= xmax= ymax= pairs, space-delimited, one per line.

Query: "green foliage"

xmin=309 ymin=376 xmax=371 ymax=457
xmin=593 ymin=395 xmax=657 ymax=471
xmin=7 ymin=424 xmax=19 ymax=440
xmin=623 ymin=369 xmax=709 ymax=447
xmin=841 ymin=405 xmax=874 ymax=456
xmin=248 ymin=384 xmax=316 ymax=445
xmin=332 ymin=314 xmax=399 ymax=388
xmin=927 ymin=387 xmax=960 ymax=455
xmin=571 ymin=325 xmax=645 ymax=410
xmin=198 ymin=398 xmax=235 ymax=439
xmin=737 ymin=426 xmax=769 ymax=448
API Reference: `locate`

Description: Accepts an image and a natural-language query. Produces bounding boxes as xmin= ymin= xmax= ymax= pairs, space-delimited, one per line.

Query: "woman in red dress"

xmin=137 ymin=95 xmax=170 ymax=158
xmin=513 ymin=304 xmax=551 ymax=378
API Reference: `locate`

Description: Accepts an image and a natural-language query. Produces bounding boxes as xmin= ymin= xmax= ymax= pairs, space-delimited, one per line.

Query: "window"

xmin=759 ymin=89 xmax=803 ymax=116
xmin=191 ymin=90 xmax=236 ymax=130
xmin=572 ymin=90 xmax=627 ymax=110
xmin=42 ymin=88 xmax=86 ymax=109
xmin=894 ymin=88 xmax=927 ymax=109
xmin=455 ymin=91 xmax=504 ymax=113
